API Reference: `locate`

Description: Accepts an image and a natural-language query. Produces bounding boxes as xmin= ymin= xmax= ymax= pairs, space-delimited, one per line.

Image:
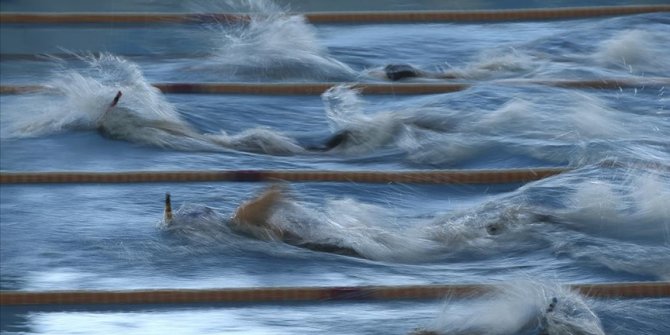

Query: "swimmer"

xmin=164 ymin=185 xmax=563 ymax=258
xmin=97 ymin=90 xmax=443 ymax=154
xmin=96 ymin=90 xmax=213 ymax=143
xmin=373 ymin=64 xmax=459 ymax=81
xmin=96 ymin=90 xmax=367 ymax=154
xmin=306 ymin=130 xmax=353 ymax=152
xmin=164 ymin=186 xmax=361 ymax=257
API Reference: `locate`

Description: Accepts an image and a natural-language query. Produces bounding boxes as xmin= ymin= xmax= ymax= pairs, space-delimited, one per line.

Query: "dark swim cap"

xmin=384 ymin=64 xmax=421 ymax=81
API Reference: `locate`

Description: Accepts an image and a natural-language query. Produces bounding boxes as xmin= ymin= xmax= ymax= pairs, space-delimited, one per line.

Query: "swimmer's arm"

xmin=110 ymin=91 xmax=122 ymax=107
xmin=232 ymin=185 xmax=287 ymax=238
xmin=163 ymin=192 xmax=173 ymax=225
xmin=97 ymin=91 xmax=122 ymax=127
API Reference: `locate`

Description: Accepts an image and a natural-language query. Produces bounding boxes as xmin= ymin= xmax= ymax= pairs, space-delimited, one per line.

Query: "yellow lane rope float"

xmin=1 ymin=79 xmax=668 ymax=95
xmin=0 ymin=168 xmax=569 ymax=185
xmin=1 ymin=6 xmax=668 ymax=24
xmin=1 ymin=282 xmax=668 ymax=306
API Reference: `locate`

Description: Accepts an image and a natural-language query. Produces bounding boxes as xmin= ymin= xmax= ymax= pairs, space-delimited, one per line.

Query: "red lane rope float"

xmin=0 ymin=83 xmax=470 ymax=95
xmin=153 ymin=82 xmax=471 ymax=95
xmin=499 ymin=78 xmax=670 ymax=90
xmin=1 ymin=282 xmax=668 ymax=306
xmin=304 ymin=6 xmax=670 ymax=24
xmin=0 ymin=85 xmax=44 ymax=94
xmin=2 ymin=78 xmax=668 ymax=96
xmin=1 ymin=6 xmax=668 ymax=25
xmin=0 ymin=168 xmax=569 ymax=185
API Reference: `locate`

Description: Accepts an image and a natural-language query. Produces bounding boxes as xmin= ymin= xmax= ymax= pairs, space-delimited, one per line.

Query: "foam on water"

xmin=160 ymin=203 xmax=233 ymax=244
xmin=2 ymin=53 xmax=184 ymax=137
xmin=418 ymin=281 xmax=604 ymax=335
xmin=450 ymin=47 xmax=542 ymax=80
xmin=1 ymin=53 xmax=304 ymax=154
xmin=320 ymin=85 xmax=408 ymax=154
xmin=559 ymin=173 xmax=670 ymax=245
xmin=205 ymin=127 xmax=305 ymax=155
xmin=322 ymin=84 xmax=366 ymax=132
xmin=238 ymin=195 xmax=445 ymax=262
xmin=593 ymin=29 xmax=670 ymax=75
xmin=402 ymin=89 xmax=665 ymax=166
xmin=320 ymin=85 xmax=464 ymax=156
xmin=511 ymin=166 xmax=670 ymax=279
xmin=554 ymin=233 xmax=670 ymax=280
xmin=189 ymin=0 xmax=357 ymax=81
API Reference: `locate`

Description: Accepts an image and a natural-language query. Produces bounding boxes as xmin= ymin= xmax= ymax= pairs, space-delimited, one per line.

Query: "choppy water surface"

xmin=1 ymin=1 xmax=669 ymax=334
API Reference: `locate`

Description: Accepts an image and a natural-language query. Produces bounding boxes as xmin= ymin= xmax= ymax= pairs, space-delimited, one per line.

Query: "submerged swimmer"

xmin=164 ymin=185 xmax=361 ymax=257
xmin=96 ymin=90 xmax=205 ymax=143
xmin=306 ymin=129 xmax=354 ymax=152
xmin=376 ymin=64 xmax=459 ymax=81
xmin=163 ymin=185 xmax=559 ymax=260
xmin=96 ymin=91 xmax=306 ymax=153
xmin=96 ymin=91 xmax=400 ymax=153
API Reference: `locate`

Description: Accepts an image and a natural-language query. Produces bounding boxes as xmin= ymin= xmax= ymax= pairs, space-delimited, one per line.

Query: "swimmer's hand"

xmin=164 ymin=192 xmax=173 ymax=225
xmin=97 ymin=91 xmax=123 ymax=128
xmin=110 ymin=91 xmax=122 ymax=107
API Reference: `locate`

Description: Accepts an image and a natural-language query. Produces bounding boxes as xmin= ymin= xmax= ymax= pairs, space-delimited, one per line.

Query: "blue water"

xmin=1 ymin=1 xmax=669 ymax=334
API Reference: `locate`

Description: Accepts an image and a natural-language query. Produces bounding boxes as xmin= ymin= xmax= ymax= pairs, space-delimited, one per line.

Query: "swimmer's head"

xmin=486 ymin=222 xmax=505 ymax=235
xmin=384 ymin=64 xmax=421 ymax=81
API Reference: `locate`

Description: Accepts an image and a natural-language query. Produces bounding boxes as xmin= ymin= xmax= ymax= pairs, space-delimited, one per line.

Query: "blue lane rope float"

xmin=1 ymin=6 xmax=669 ymax=25
xmin=1 ymin=282 xmax=668 ymax=306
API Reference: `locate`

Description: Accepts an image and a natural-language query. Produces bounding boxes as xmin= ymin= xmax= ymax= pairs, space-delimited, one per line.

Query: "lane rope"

xmin=0 ymin=168 xmax=569 ymax=185
xmin=1 ymin=6 xmax=668 ymax=25
xmin=1 ymin=282 xmax=668 ymax=306
xmin=2 ymin=78 xmax=668 ymax=96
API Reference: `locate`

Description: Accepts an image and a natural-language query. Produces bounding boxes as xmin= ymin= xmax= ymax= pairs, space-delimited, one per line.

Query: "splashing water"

xmin=450 ymin=47 xmax=543 ymax=80
xmin=593 ymin=29 xmax=670 ymax=75
xmin=402 ymin=89 xmax=665 ymax=167
xmin=417 ymin=281 xmax=604 ymax=335
xmin=322 ymin=84 xmax=366 ymax=132
xmin=191 ymin=0 xmax=357 ymax=81
xmin=157 ymin=163 xmax=669 ymax=278
xmin=159 ymin=203 xmax=234 ymax=245
xmin=320 ymin=85 xmax=461 ymax=155
xmin=160 ymin=185 xmax=553 ymax=263
xmin=2 ymin=53 xmax=304 ymax=154
xmin=3 ymin=53 xmax=184 ymax=138
xmin=512 ymin=166 xmax=670 ymax=279
xmin=559 ymin=173 xmax=670 ymax=244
